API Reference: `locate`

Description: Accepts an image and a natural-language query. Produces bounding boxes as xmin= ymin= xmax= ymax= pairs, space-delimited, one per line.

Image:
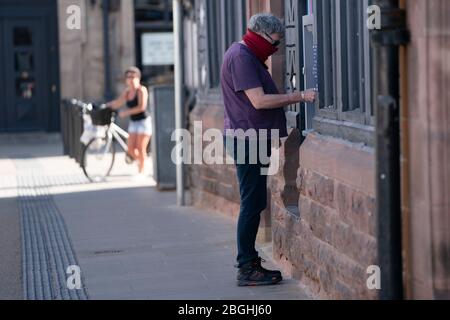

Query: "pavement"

xmin=0 ymin=133 xmax=310 ymax=300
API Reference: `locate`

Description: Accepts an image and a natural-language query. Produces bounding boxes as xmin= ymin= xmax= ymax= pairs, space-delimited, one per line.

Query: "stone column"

xmin=406 ymin=0 xmax=450 ymax=300
xmin=58 ymin=0 xmax=84 ymax=99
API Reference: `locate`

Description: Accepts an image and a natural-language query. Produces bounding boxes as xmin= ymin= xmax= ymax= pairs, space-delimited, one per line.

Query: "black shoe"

xmin=237 ymin=258 xmax=283 ymax=287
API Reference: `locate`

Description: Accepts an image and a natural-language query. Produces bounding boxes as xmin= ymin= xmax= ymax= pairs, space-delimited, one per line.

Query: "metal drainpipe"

xmin=173 ymin=0 xmax=185 ymax=206
xmin=102 ymin=0 xmax=113 ymax=100
xmin=372 ymin=0 xmax=409 ymax=300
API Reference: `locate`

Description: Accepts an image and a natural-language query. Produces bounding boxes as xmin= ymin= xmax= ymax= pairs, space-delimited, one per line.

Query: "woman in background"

xmin=107 ymin=67 xmax=152 ymax=179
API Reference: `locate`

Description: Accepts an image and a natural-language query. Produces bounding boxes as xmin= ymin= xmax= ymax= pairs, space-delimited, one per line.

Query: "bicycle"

xmin=72 ymin=99 xmax=131 ymax=183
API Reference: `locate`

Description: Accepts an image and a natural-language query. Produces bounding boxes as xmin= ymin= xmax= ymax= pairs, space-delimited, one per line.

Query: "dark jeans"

xmin=224 ymin=136 xmax=272 ymax=268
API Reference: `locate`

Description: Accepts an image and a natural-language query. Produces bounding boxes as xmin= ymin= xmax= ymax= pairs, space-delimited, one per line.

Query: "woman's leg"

xmin=137 ymin=134 xmax=151 ymax=173
xmin=127 ymin=133 xmax=139 ymax=160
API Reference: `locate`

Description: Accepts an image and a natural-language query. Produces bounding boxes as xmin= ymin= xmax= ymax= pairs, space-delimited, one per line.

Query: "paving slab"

xmin=0 ymin=133 xmax=311 ymax=300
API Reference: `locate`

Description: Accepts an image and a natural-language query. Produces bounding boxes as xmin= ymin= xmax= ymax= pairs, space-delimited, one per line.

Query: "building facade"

xmin=404 ymin=0 xmax=450 ymax=300
xmin=0 ymin=0 xmax=173 ymax=133
xmin=185 ymin=0 xmax=450 ymax=299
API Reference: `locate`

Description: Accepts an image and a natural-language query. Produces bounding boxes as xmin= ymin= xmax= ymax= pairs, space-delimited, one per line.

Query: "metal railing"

xmin=60 ymin=99 xmax=88 ymax=166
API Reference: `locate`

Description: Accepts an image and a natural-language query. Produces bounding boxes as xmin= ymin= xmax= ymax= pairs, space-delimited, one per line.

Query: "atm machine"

xmin=284 ymin=0 xmax=318 ymax=140
xmin=302 ymin=13 xmax=318 ymax=137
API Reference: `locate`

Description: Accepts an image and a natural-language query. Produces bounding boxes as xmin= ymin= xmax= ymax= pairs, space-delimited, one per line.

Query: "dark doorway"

xmin=0 ymin=0 xmax=59 ymax=133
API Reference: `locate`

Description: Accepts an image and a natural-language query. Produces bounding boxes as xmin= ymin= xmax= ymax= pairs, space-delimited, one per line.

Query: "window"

xmin=315 ymin=0 xmax=374 ymax=128
xmin=135 ymin=0 xmax=173 ymax=24
xmin=316 ymin=0 xmax=335 ymax=111
xmin=13 ymin=27 xmax=33 ymax=46
xmin=134 ymin=0 xmax=174 ymax=86
xmin=205 ymin=0 xmax=246 ymax=89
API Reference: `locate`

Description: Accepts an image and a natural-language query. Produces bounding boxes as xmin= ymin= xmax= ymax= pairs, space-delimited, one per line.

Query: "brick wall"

xmin=270 ymin=131 xmax=377 ymax=299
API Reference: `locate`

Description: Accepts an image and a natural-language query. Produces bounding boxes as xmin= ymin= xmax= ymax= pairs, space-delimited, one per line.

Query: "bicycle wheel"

xmin=82 ymin=136 xmax=116 ymax=182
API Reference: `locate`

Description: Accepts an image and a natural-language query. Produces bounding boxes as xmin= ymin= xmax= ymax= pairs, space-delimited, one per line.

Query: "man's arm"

xmin=244 ymin=87 xmax=317 ymax=110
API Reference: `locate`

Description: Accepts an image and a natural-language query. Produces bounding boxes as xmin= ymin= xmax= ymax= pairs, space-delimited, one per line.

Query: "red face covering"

xmin=242 ymin=29 xmax=279 ymax=65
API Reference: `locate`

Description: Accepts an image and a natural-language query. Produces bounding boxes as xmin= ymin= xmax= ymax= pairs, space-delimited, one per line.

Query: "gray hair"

xmin=248 ymin=13 xmax=285 ymax=37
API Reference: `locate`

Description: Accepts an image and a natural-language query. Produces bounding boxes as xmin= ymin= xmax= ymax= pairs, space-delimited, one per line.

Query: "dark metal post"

xmin=102 ymin=0 xmax=113 ymax=100
xmin=372 ymin=0 xmax=409 ymax=300
xmin=376 ymin=95 xmax=402 ymax=300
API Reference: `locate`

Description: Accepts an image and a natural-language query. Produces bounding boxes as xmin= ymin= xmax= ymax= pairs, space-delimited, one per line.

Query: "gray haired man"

xmin=221 ymin=13 xmax=317 ymax=286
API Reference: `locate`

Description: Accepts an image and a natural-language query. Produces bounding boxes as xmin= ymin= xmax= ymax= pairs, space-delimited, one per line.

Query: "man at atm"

xmin=220 ymin=13 xmax=317 ymax=286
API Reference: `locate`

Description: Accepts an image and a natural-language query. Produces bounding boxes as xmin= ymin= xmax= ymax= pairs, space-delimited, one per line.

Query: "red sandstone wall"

xmin=270 ymin=132 xmax=377 ymax=299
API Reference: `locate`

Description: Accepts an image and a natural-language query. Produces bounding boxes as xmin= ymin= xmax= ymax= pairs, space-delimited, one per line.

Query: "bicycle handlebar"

xmin=70 ymin=99 xmax=113 ymax=114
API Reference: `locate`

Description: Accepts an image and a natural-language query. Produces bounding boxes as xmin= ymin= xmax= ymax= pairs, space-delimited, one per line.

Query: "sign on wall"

xmin=141 ymin=32 xmax=174 ymax=66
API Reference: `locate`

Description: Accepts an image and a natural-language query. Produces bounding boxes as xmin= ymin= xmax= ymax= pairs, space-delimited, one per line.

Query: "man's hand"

xmin=302 ymin=89 xmax=318 ymax=103
xmin=290 ymin=89 xmax=317 ymax=104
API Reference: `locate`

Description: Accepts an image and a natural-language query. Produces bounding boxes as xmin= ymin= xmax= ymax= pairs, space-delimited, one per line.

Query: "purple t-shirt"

xmin=220 ymin=42 xmax=288 ymax=138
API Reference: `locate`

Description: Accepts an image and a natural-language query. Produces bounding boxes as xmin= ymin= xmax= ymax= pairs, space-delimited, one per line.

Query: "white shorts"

xmin=128 ymin=117 xmax=152 ymax=136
